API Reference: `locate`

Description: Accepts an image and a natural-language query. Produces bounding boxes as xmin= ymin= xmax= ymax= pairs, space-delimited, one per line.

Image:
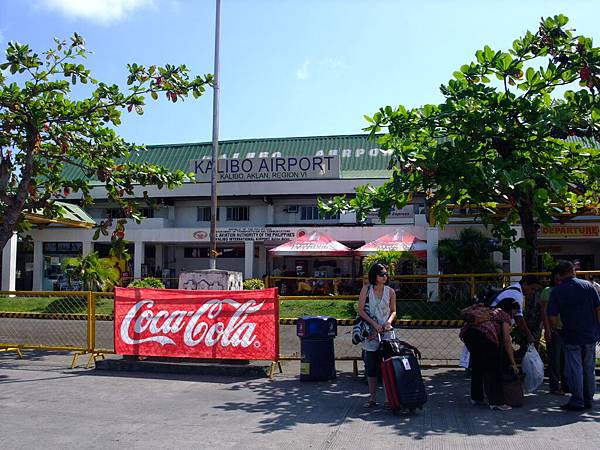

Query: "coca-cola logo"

xmin=120 ymin=298 xmax=266 ymax=349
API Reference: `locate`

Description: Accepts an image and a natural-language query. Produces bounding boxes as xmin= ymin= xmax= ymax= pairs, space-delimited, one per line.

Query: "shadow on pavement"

xmin=215 ymin=371 xmax=363 ymax=432
xmin=215 ymin=367 xmax=600 ymax=437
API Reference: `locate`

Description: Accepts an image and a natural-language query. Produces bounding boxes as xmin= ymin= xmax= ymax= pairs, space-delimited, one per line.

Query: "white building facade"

xmin=3 ymin=134 xmax=600 ymax=292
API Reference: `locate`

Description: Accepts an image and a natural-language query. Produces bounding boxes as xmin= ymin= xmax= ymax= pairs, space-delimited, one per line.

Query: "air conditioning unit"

xmin=285 ymin=205 xmax=299 ymax=213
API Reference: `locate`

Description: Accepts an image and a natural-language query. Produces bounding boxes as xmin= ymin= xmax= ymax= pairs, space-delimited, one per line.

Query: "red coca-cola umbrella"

xmin=355 ymin=232 xmax=427 ymax=258
xmin=269 ymin=231 xmax=353 ymax=256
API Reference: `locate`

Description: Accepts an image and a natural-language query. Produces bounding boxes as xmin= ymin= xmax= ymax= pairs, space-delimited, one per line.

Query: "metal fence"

xmin=2 ymin=271 xmax=599 ymax=368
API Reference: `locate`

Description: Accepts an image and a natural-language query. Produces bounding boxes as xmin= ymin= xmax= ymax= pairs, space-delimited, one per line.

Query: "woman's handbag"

xmin=352 ymin=286 xmax=373 ymax=345
xmin=352 ymin=316 xmax=371 ymax=345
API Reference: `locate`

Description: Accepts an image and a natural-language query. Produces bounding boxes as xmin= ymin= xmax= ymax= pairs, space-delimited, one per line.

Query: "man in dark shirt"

xmin=548 ymin=260 xmax=600 ymax=411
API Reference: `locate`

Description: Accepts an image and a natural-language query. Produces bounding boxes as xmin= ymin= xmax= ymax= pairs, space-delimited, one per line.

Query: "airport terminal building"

xmin=2 ymin=134 xmax=599 ymax=292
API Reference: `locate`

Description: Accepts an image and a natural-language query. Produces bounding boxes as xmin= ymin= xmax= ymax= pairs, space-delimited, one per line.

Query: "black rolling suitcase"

xmin=381 ymin=350 xmax=427 ymax=413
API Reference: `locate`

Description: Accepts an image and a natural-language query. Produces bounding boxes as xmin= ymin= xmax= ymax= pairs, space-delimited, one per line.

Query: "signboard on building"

xmin=114 ymin=287 xmax=279 ymax=361
xmin=367 ymin=205 xmax=415 ymax=223
xmin=192 ymin=227 xmax=299 ymax=242
xmin=191 ymin=155 xmax=340 ymax=182
xmin=539 ymin=224 xmax=600 ymax=238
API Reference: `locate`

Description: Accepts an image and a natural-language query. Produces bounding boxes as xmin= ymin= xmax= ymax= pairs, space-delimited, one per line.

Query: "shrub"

xmin=438 ymin=228 xmax=500 ymax=274
xmin=243 ymin=278 xmax=265 ymax=290
xmin=362 ymin=250 xmax=416 ymax=278
xmin=128 ymin=277 xmax=165 ymax=289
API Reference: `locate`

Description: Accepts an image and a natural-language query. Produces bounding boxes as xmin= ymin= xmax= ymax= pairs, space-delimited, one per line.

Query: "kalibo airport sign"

xmin=191 ymin=155 xmax=340 ymax=182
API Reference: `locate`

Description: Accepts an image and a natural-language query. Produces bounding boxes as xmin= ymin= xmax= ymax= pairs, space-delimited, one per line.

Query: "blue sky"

xmin=1 ymin=0 xmax=599 ymax=145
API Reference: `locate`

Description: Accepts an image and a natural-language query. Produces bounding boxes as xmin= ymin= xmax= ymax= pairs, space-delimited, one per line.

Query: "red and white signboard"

xmin=114 ymin=287 xmax=279 ymax=361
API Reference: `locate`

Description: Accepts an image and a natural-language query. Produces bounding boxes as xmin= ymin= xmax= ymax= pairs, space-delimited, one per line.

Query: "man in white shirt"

xmin=491 ymin=275 xmax=543 ymax=346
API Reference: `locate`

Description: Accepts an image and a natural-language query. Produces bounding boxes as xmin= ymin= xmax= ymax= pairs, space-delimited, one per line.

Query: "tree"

xmin=322 ymin=15 xmax=600 ymax=271
xmin=438 ymin=228 xmax=500 ymax=274
xmin=0 ymin=33 xmax=212 ymax=251
xmin=63 ymin=251 xmax=120 ymax=292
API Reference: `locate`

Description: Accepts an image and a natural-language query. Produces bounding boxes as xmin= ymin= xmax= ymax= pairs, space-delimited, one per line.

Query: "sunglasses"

xmin=377 ymin=272 xmax=388 ymax=277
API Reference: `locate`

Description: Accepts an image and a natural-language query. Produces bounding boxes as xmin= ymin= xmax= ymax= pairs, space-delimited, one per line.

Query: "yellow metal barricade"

xmin=2 ymin=270 xmax=599 ymax=369
xmin=0 ymin=291 xmax=90 ymax=365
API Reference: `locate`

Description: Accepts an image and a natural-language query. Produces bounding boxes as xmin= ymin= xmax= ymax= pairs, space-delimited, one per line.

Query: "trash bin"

xmin=297 ymin=315 xmax=337 ymax=381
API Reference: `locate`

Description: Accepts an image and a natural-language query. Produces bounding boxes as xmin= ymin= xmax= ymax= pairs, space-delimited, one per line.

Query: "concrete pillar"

xmin=258 ymin=245 xmax=267 ymax=279
xmin=155 ymin=244 xmax=164 ymax=271
xmin=426 ymin=227 xmax=439 ymax=302
xmin=1 ymin=232 xmax=17 ymax=291
xmin=510 ymin=226 xmax=523 ymax=281
xmin=32 ymin=240 xmax=44 ymax=291
xmin=266 ymin=205 xmax=275 ymax=224
xmin=134 ymin=241 xmax=145 ymax=280
xmin=244 ymin=240 xmax=254 ymax=279
xmin=82 ymin=241 xmax=92 ymax=257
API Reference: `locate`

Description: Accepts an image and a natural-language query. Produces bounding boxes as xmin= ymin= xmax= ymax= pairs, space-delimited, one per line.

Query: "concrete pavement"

xmin=1 ymin=352 xmax=599 ymax=449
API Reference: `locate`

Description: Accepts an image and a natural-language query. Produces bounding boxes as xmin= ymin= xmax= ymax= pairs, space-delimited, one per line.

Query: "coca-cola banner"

xmin=114 ymin=287 xmax=279 ymax=360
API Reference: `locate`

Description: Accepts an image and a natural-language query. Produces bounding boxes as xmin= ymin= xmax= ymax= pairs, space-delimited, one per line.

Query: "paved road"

xmin=1 ymin=353 xmax=599 ymax=450
xmin=0 ymin=319 xmax=463 ymax=363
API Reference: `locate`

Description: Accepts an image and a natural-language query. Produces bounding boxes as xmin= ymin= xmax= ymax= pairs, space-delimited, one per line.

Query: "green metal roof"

xmin=62 ymin=134 xmax=600 ymax=183
xmin=25 ymin=201 xmax=96 ymax=228
xmin=63 ymin=134 xmax=392 ymax=181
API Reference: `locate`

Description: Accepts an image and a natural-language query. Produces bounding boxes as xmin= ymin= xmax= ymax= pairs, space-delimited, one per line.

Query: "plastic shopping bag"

xmin=521 ymin=344 xmax=544 ymax=393
xmin=459 ymin=345 xmax=470 ymax=369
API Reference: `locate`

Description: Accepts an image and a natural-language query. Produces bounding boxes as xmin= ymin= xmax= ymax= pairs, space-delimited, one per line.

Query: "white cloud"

xmin=323 ymin=57 xmax=347 ymax=72
xmin=40 ymin=0 xmax=155 ymax=25
xmin=296 ymin=60 xmax=309 ymax=80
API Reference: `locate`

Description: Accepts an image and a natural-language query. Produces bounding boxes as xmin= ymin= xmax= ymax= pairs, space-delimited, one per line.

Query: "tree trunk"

xmin=517 ymin=198 xmax=538 ymax=272
xmin=0 ymin=131 xmax=37 ymax=253
xmin=0 ymin=204 xmax=21 ymax=253
xmin=0 ymin=225 xmax=13 ymax=254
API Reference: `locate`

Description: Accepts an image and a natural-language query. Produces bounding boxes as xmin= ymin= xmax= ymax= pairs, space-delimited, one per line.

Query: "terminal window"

xmin=226 ymin=206 xmax=249 ymax=221
xmin=105 ymin=207 xmax=154 ymax=218
xmin=197 ymin=206 xmax=219 ymax=222
xmin=300 ymin=205 xmax=339 ymax=221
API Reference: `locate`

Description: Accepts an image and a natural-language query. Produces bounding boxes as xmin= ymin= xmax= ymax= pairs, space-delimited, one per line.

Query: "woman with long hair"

xmin=357 ymin=262 xmax=397 ymax=408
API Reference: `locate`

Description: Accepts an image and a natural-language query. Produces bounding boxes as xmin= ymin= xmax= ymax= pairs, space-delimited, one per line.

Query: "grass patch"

xmin=280 ymin=298 xmax=469 ymax=320
xmin=0 ymin=296 xmax=59 ymax=313
xmin=0 ymin=296 xmax=114 ymax=315
xmin=280 ymin=300 xmax=357 ymax=319
xmin=0 ymin=296 xmax=470 ymax=321
xmin=95 ymin=298 xmax=114 ymax=315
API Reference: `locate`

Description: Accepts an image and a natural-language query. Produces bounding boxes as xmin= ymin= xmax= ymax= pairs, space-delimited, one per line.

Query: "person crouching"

xmin=460 ymin=298 xmax=520 ymax=411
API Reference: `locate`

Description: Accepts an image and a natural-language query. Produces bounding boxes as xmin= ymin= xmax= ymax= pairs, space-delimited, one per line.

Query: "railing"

xmin=2 ymin=271 xmax=599 ymax=368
